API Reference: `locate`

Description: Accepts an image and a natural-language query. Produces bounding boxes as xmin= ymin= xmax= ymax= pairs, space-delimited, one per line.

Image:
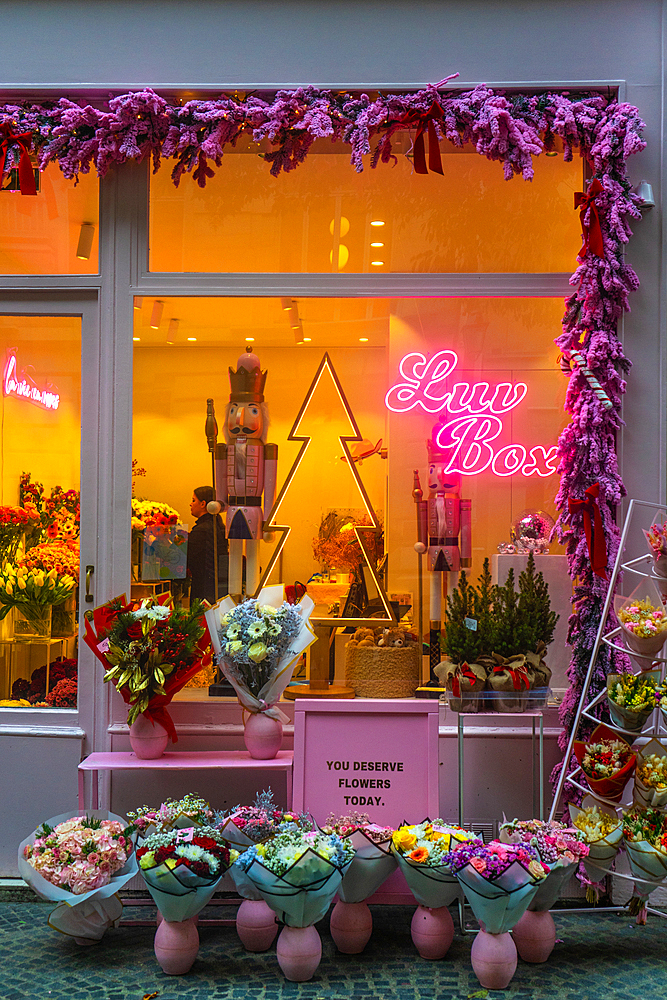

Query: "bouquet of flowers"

xmin=18 ymin=811 xmax=137 ymax=942
xmin=214 ymin=789 xmax=298 ymax=850
xmin=84 ymin=593 xmax=210 ymax=741
xmin=645 ymin=519 xmax=667 ymax=582
xmin=622 ymin=806 xmax=667 ymax=913
xmin=20 ymin=473 xmax=80 ymax=549
xmin=0 ymin=563 xmax=77 ymax=635
xmin=391 ymin=820 xmax=479 ymax=908
xmin=137 ymin=826 xmax=237 ymax=922
xmin=573 ymin=723 xmax=636 ymax=801
xmin=615 ymin=583 xmax=667 ymax=659
xmin=323 ymin=812 xmax=396 ymax=903
xmin=570 ymin=796 xmax=623 ymax=882
xmin=499 ymin=818 xmax=589 ymax=911
xmin=234 ymin=822 xmax=355 ymax=926
xmin=131 ymin=498 xmax=180 ymax=536
xmin=205 ymin=584 xmax=316 ymax=724
xmin=443 ymin=839 xmax=549 ymax=934
xmin=633 ymin=740 xmax=667 ymax=810
xmin=0 ymin=504 xmax=39 ymax=561
xmin=607 ymin=671 xmax=659 ymax=732
xmin=21 ymin=538 xmax=80 ymax=582
xmin=127 ymin=793 xmax=214 ymax=837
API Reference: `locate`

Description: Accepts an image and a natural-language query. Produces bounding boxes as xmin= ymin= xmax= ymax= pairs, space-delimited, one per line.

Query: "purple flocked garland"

xmin=0 ymin=84 xmax=647 ymax=803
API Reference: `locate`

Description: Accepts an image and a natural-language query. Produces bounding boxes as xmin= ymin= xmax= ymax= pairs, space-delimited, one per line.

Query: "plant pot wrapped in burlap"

xmin=526 ymin=643 xmax=552 ymax=696
xmin=441 ymin=659 xmax=488 ymax=713
xmin=345 ymin=640 xmax=419 ymax=698
xmin=487 ymin=654 xmax=533 ymax=712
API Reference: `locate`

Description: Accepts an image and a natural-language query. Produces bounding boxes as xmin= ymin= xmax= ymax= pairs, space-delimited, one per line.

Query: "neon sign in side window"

xmin=385 ymin=350 xmax=558 ymax=478
xmin=3 ymin=351 xmax=60 ymax=411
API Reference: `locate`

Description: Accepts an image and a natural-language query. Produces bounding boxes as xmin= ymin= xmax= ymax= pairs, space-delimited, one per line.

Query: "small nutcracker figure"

xmin=413 ymin=433 xmax=472 ymax=674
xmin=215 ymin=347 xmax=278 ymax=597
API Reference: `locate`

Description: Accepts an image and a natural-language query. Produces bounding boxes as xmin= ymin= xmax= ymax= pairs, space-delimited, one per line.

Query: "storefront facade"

xmin=0 ymin=0 xmax=663 ymax=874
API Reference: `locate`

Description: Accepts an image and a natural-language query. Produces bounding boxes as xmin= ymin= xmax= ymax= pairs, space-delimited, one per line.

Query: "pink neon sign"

xmin=3 ymin=352 xmax=60 ymax=411
xmin=385 ymin=350 xmax=558 ymax=478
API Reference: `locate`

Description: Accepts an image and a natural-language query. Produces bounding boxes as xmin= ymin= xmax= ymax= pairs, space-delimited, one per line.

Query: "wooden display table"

xmin=78 ymin=750 xmax=294 ymax=810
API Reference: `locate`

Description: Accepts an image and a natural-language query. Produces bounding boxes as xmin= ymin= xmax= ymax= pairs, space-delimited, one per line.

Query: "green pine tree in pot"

xmin=437 ymin=565 xmax=488 ymax=711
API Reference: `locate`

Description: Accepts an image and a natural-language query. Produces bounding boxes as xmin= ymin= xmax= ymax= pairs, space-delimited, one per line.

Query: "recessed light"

xmin=371 ymin=261 xmax=384 ymax=266
xmin=370 ymin=220 xmax=385 ymax=227
xmin=133 ymin=337 xmax=140 ymax=342
xmin=303 ymin=337 xmax=312 ymax=342
xmin=370 ymin=242 xmax=384 ymax=248
xmin=246 ymin=337 xmax=255 ymax=342
xmin=166 ymin=341 xmax=173 ymax=346
xmin=359 ymin=337 xmax=369 ymax=342
xmin=187 ymin=337 xmax=197 ymax=342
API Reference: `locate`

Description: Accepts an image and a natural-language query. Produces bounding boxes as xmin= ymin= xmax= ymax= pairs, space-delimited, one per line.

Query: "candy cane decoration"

xmin=565 ymin=350 xmax=614 ymax=411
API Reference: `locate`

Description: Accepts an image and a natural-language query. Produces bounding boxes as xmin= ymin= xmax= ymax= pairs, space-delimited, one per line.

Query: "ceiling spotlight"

xmin=370 ymin=242 xmax=384 ymax=248
xmin=76 ymin=222 xmax=95 ymax=260
xmin=359 ymin=337 xmax=369 ymax=343
xmin=246 ymin=336 xmax=255 ymax=342
xmin=281 ymin=297 xmax=293 ymax=311
xmin=132 ymin=337 xmax=140 ymax=342
xmin=150 ymin=300 xmax=164 ymax=329
xmin=371 ymin=261 xmax=384 ymax=267
xmin=545 ymin=150 xmax=558 ymax=157
xmin=167 ymin=318 xmax=179 ymax=338
xmin=370 ymin=220 xmax=385 ymax=227
xmin=133 ymin=297 xmax=143 ymax=310
xmin=187 ymin=337 xmax=197 ymax=342
xmin=294 ymin=321 xmax=305 ymax=346
xmin=303 ymin=337 xmax=312 ymax=342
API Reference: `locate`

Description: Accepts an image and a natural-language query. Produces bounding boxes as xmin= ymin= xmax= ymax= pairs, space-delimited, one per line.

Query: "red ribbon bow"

xmin=568 ymin=482 xmax=608 ymax=580
xmin=0 ymin=123 xmax=37 ymax=196
xmin=493 ymin=663 xmax=529 ymax=691
xmin=451 ymin=662 xmax=479 ymax=698
xmin=574 ymin=178 xmax=604 ymax=258
xmin=412 ymin=101 xmax=444 ymax=176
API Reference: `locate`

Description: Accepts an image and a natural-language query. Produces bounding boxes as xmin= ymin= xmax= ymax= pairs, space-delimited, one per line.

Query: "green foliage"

xmin=442 ymin=571 xmax=483 ymax=664
xmin=517 ymin=552 xmax=559 ymax=651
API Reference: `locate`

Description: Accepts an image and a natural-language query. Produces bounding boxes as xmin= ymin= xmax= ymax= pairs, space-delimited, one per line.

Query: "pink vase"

xmin=410 ymin=905 xmax=455 ymax=960
xmin=330 ymin=899 xmax=373 ymax=954
xmin=471 ymin=929 xmax=517 ymax=990
xmin=154 ymin=917 xmax=199 ymax=975
xmin=276 ymin=925 xmax=322 ymax=981
xmin=512 ymin=908 xmax=556 ymax=963
xmin=243 ymin=712 xmax=283 ymax=759
xmin=236 ymin=898 xmax=278 ymax=952
xmin=129 ymin=714 xmax=169 ymax=759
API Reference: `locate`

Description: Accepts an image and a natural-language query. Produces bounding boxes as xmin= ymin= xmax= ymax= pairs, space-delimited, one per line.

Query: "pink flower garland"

xmin=0 ymin=84 xmax=647 ymax=793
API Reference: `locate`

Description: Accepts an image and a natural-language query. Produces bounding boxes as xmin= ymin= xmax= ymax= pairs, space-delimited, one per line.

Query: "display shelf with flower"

xmin=615 ymin=581 xmax=667 ymax=661
xmin=11 ymin=654 xmax=76 ymax=705
xmin=84 ymin=593 xmax=211 ymax=756
xmin=0 ymin=562 xmax=77 ymax=640
xmin=573 ymin=723 xmax=636 ymax=802
xmin=19 ymin=473 xmax=80 ymax=550
xmin=18 ymin=810 xmax=137 ymax=943
xmin=0 ymin=504 xmax=39 ymax=563
xmin=322 ymin=812 xmax=396 ymax=955
xmin=622 ymin=805 xmax=667 ymax=919
xmin=645 ymin=519 xmax=667 ymax=585
xmin=205 ymin=584 xmax=316 ymax=759
xmin=570 ymin=795 xmax=624 ymax=885
xmin=633 ymin=740 xmax=667 ymax=811
xmin=234 ymin=822 xmax=355 ymax=980
xmin=606 ymin=671 xmax=659 ymax=733
xmin=137 ymin=825 xmax=237 ymax=974
xmin=131 ymin=498 xmax=182 ymax=582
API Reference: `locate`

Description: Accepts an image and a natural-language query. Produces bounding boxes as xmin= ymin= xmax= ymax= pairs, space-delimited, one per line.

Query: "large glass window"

xmin=0 ymin=315 xmax=80 ymax=706
xmin=149 ymin=136 xmax=582 ymax=274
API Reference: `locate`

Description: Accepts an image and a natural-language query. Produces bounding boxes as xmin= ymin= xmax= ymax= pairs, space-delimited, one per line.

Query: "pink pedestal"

xmin=330 ymin=900 xmax=373 ymax=954
xmin=236 ymin=899 xmax=278 ymax=952
xmin=512 ymin=908 xmax=556 ymax=963
xmin=276 ymin=925 xmax=322 ymax=981
xmin=410 ymin=905 xmax=454 ymax=960
xmin=154 ymin=918 xmax=199 ymax=975
xmin=471 ymin=930 xmax=517 ymax=990
xmin=243 ymin=712 xmax=283 ymax=759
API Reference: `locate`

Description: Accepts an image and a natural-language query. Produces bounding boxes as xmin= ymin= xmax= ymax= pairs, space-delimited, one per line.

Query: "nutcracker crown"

xmin=228 ymin=346 xmax=267 ymax=402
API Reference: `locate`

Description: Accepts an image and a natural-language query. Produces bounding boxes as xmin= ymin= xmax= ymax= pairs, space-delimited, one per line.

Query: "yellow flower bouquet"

xmin=0 ymin=563 xmax=76 ymax=639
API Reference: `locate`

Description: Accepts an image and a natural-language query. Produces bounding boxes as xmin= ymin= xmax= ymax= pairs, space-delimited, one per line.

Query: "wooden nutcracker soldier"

xmin=215 ymin=347 xmax=278 ymax=597
xmin=413 ymin=433 xmax=472 ymax=674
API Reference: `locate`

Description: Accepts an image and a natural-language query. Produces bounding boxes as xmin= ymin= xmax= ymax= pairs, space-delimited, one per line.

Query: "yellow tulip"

xmin=47 ymin=568 xmax=58 ymax=581
xmin=16 ymin=578 xmax=26 ymax=590
xmin=5 ymin=581 xmax=13 ymax=595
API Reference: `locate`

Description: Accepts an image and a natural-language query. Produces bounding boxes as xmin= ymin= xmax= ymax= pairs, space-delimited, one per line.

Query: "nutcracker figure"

xmin=215 ymin=347 xmax=278 ymax=597
xmin=413 ymin=432 xmax=472 ymax=674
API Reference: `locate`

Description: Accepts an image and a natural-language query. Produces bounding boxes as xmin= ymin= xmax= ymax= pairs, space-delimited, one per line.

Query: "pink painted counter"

xmin=78 ymin=750 xmax=294 ymax=810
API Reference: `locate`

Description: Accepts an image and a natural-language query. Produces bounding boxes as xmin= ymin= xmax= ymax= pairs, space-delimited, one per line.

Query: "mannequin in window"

xmin=187 ymin=485 xmax=229 ymax=604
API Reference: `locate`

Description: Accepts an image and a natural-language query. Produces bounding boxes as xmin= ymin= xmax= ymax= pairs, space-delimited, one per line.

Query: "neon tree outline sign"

xmin=3 ymin=351 xmax=60 ymax=411
xmin=385 ymin=349 xmax=558 ymax=478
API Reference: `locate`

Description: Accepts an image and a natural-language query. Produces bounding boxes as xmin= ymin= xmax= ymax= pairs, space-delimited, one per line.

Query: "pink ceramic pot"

xmin=276 ymin=925 xmax=322 ymax=981
xmin=330 ymin=899 xmax=373 ymax=954
xmin=154 ymin=917 xmax=199 ymax=975
xmin=410 ymin=905 xmax=455 ymax=960
xmin=243 ymin=712 xmax=283 ymax=759
xmin=236 ymin=898 xmax=278 ymax=952
xmin=512 ymin=908 xmax=556 ymax=963
xmin=471 ymin=929 xmax=517 ymax=990
xmin=129 ymin=714 xmax=169 ymax=759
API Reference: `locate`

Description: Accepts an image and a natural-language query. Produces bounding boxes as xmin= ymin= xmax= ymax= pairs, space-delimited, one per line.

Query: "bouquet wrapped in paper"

xmin=205 ymin=584 xmax=316 ymax=724
xmin=18 ymin=811 xmax=137 ymax=942
xmin=444 ymin=839 xmax=549 ymax=934
xmin=622 ymin=806 xmax=667 ymax=910
xmin=570 ymin=796 xmax=623 ymax=881
xmin=137 ymin=826 xmax=237 ymax=922
xmin=573 ymin=723 xmax=636 ymax=802
xmin=615 ymin=582 xmax=667 ymax=661
xmin=127 ymin=793 xmax=214 ymax=839
xmin=322 ymin=812 xmax=396 ymax=903
xmin=84 ymin=593 xmax=211 ymax=742
xmin=499 ymin=818 xmax=589 ymax=911
xmin=606 ymin=672 xmax=659 ymax=732
xmin=633 ymin=740 xmax=667 ymax=810
xmin=390 ymin=820 xmax=479 ymax=908
xmin=645 ymin=519 xmax=667 ymax=590
xmin=233 ymin=822 xmax=354 ymax=926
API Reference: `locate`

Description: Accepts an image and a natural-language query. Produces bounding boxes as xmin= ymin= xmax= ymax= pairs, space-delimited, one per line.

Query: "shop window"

xmin=0 ymin=316 xmax=80 ymax=706
xmin=149 ymin=136 xmax=582 ymax=274
xmin=132 ymin=295 xmax=566 ymax=695
xmin=0 ymin=166 xmax=99 ymax=275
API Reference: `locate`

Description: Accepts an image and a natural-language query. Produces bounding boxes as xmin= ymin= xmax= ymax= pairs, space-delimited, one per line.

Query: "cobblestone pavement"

xmin=2 ymin=899 xmax=667 ymax=1000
